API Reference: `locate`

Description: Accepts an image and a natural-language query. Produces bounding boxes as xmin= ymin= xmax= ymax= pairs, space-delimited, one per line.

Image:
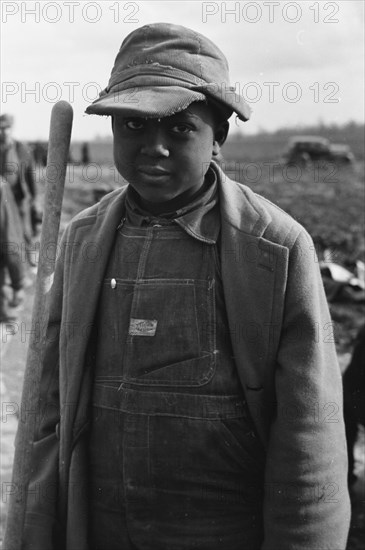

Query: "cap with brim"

xmin=85 ymin=23 xmax=251 ymax=121
xmin=87 ymin=86 xmax=207 ymax=118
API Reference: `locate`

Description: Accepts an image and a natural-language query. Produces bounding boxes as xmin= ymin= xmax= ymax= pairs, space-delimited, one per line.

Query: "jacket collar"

xmin=124 ymin=173 xmax=220 ymax=244
xmin=211 ymin=161 xmax=272 ymax=237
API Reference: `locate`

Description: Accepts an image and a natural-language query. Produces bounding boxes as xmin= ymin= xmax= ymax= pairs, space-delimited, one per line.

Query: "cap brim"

xmin=85 ymin=86 xmax=206 ymax=118
xmin=86 ymin=85 xmax=251 ymax=121
xmin=196 ymin=84 xmax=252 ymax=122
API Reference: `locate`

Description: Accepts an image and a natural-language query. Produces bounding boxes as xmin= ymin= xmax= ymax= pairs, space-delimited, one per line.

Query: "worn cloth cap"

xmin=0 ymin=114 xmax=14 ymax=129
xmin=86 ymin=23 xmax=251 ymax=121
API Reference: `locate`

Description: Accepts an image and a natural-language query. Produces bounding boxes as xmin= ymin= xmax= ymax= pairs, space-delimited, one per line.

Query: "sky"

xmin=1 ymin=0 xmax=364 ymax=140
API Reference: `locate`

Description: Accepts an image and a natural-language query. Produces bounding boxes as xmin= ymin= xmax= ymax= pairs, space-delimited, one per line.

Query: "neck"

xmin=135 ymin=180 xmax=210 ymax=216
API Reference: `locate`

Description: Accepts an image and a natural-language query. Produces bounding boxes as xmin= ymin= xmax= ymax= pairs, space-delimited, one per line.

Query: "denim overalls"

xmin=88 ymin=192 xmax=265 ymax=549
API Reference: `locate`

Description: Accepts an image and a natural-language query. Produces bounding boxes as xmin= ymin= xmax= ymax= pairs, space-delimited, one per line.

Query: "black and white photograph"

xmin=1 ymin=1 xmax=364 ymax=548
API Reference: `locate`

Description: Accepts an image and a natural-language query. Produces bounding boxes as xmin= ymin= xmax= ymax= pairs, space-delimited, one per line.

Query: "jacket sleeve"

xmin=262 ymin=230 xmax=351 ymax=550
xmin=20 ymin=232 xmax=67 ymax=549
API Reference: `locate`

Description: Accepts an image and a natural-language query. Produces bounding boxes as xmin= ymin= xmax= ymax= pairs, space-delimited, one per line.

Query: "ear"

xmin=212 ymin=121 xmax=229 ymax=156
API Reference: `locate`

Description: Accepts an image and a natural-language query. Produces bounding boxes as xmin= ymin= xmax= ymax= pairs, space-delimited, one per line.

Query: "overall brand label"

xmin=129 ymin=318 xmax=158 ymax=337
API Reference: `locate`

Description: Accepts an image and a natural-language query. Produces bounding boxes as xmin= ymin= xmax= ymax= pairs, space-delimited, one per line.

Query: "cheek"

xmin=178 ymin=153 xmax=211 ymax=183
xmin=183 ymin=137 xmax=214 ymax=170
xmin=195 ymin=129 xmax=215 ymax=156
xmin=113 ymin=144 xmax=134 ymax=174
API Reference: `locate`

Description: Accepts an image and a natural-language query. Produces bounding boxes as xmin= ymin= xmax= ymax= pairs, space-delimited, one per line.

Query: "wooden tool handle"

xmin=3 ymin=101 xmax=73 ymax=550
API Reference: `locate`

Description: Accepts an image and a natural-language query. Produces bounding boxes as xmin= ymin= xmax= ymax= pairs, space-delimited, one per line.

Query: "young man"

xmin=20 ymin=23 xmax=350 ymax=549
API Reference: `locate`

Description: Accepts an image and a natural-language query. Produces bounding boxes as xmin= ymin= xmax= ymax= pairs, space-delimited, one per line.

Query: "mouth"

xmin=137 ymin=166 xmax=170 ymax=177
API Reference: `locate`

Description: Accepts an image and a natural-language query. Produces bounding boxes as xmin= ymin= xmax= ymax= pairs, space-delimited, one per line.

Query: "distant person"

xmin=343 ymin=324 xmax=365 ymax=484
xmin=81 ymin=141 xmax=90 ymax=165
xmin=0 ymin=114 xmax=42 ymax=263
xmin=17 ymin=24 xmax=350 ymax=550
xmin=0 ymin=176 xmax=25 ymax=322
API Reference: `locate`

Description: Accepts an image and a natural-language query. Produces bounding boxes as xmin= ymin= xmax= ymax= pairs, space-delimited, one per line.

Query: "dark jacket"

xmin=19 ymin=163 xmax=350 ymax=549
xmin=0 ymin=176 xmax=25 ymax=290
xmin=0 ymin=140 xmax=36 ymax=203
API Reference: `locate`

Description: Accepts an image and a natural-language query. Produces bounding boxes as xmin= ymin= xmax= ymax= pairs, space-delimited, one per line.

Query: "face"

xmin=112 ymin=102 xmax=227 ymax=202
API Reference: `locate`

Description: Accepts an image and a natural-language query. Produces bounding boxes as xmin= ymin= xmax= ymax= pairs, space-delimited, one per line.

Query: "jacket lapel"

xmin=60 ymin=188 xmax=127 ymax=444
xmin=216 ymin=164 xmax=288 ymax=442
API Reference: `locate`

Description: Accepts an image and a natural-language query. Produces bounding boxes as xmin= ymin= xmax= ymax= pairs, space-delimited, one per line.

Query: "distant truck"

xmin=281 ymin=136 xmax=355 ymax=166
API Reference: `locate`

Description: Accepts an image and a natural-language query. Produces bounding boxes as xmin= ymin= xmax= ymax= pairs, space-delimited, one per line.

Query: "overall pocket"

xmin=123 ymin=278 xmax=216 ymax=387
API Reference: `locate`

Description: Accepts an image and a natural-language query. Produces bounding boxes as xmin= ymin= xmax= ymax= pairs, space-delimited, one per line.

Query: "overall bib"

xmin=89 ymin=215 xmax=265 ymax=549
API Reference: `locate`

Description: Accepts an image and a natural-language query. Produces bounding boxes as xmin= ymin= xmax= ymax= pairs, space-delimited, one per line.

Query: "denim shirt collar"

xmin=125 ymin=167 xmax=220 ymax=244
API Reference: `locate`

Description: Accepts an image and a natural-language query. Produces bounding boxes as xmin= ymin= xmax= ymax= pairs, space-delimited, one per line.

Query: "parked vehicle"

xmin=281 ymin=136 xmax=355 ymax=166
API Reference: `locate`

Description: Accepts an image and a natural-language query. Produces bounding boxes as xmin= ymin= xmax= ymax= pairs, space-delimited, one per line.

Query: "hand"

xmin=9 ymin=288 xmax=25 ymax=308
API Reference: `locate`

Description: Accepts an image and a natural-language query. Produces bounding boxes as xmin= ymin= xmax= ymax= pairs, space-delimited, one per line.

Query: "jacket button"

xmin=111 ymin=278 xmax=116 ymax=289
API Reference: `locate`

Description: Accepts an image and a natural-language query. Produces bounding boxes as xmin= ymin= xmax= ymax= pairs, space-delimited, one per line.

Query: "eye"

xmin=170 ymin=123 xmax=194 ymax=134
xmin=125 ymin=119 xmax=145 ymax=131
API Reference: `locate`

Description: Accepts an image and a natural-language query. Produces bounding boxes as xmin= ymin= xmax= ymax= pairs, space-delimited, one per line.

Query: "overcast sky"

xmin=1 ymin=0 xmax=364 ymax=140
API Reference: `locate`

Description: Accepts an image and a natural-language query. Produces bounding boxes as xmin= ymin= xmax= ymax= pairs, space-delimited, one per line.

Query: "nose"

xmin=140 ymin=127 xmax=169 ymax=158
